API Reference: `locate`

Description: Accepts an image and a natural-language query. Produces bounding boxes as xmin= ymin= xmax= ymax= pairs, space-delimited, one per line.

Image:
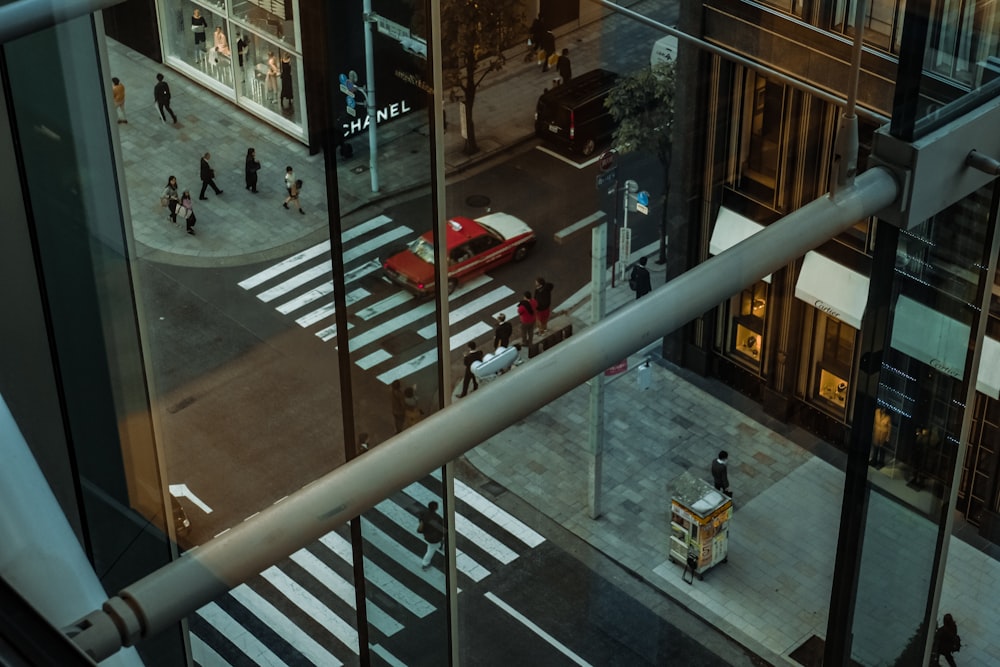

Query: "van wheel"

xmin=447 ymin=278 xmax=458 ymax=294
xmin=582 ymin=139 xmax=596 ymax=156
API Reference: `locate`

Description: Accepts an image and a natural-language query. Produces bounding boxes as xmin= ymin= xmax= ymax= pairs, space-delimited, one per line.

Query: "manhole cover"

xmin=465 ymin=194 xmax=491 ymax=208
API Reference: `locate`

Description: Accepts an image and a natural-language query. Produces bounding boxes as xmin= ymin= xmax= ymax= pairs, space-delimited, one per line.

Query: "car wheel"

xmin=513 ymin=245 xmax=530 ymax=262
xmin=447 ymin=278 xmax=458 ymax=294
xmin=582 ymin=139 xmax=596 ymax=156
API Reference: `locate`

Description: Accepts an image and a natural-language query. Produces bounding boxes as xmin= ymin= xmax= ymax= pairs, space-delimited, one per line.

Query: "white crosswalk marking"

xmin=289 ymin=549 xmax=403 ymax=636
xmin=317 ymin=531 xmax=435 ymax=618
xmin=190 ymin=477 xmax=550 ymax=665
xmin=195 ymin=601 xmax=290 ymax=667
xmin=260 ymin=566 xmax=360 ymax=654
xmin=230 ymin=584 xmax=344 ymax=666
xmin=403 ymin=483 xmax=518 ymax=565
xmin=238 ymin=215 xmax=524 ymax=385
xmin=376 ymin=497 xmax=491 ymax=582
xmin=432 ymin=470 xmax=546 ymax=548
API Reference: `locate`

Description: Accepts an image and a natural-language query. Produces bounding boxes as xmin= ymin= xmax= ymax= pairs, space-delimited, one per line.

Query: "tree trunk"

xmin=463 ymin=61 xmax=478 ymax=155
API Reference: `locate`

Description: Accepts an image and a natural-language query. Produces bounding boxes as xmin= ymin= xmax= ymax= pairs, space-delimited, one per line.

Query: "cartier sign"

xmin=814 ymin=300 xmax=842 ymax=320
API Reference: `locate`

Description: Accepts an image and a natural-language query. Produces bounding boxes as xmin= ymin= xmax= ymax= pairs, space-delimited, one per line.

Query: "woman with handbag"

xmin=161 ymin=175 xmax=180 ymax=224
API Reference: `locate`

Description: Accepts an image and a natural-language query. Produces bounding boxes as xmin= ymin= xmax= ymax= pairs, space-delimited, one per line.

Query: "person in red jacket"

xmin=517 ymin=291 xmax=537 ymax=349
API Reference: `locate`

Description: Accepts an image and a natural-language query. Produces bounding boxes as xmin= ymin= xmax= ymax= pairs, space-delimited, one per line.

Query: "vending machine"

xmin=668 ymin=471 xmax=732 ymax=580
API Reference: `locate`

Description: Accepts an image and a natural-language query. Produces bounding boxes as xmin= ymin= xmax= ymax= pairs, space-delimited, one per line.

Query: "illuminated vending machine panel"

xmin=668 ymin=472 xmax=732 ymax=578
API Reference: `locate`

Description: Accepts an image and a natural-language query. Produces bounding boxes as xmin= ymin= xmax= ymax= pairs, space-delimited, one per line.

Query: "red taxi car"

xmin=382 ymin=212 xmax=536 ymax=295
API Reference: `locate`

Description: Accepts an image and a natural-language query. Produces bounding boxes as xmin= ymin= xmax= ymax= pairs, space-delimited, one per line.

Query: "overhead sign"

xmin=375 ymin=14 xmax=411 ymax=42
xmin=636 ymin=191 xmax=650 ymax=215
xmin=596 ymin=168 xmax=617 ymax=190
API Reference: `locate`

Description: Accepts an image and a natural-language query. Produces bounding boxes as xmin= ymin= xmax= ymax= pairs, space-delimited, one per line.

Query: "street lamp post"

xmin=362 ymin=0 xmax=380 ymax=192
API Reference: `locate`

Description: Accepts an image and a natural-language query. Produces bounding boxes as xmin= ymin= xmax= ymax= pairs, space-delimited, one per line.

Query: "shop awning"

xmin=794 ymin=251 xmax=870 ymax=329
xmin=976 ymin=336 xmax=1000 ymax=398
xmin=890 ymin=296 xmax=970 ymax=381
xmin=709 ymin=207 xmax=770 ymax=283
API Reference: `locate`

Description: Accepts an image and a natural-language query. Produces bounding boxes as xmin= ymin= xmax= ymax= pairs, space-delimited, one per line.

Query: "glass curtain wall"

xmin=158 ymin=0 xmax=306 ymax=139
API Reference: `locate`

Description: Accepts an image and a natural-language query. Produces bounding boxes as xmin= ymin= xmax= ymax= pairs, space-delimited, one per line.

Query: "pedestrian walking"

xmin=629 ymin=256 xmax=652 ymax=299
xmin=534 ymin=277 xmax=554 ymax=334
xmin=282 ymin=179 xmax=304 ymax=214
xmin=191 ymin=8 xmax=208 ymax=63
xmin=459 ymin=341 xmax=484 ymax=397
xmin=711 ymin=450 xmax=731 ymax=496
xmin=557 ymin=48 xmax=572 ymax=83
xmin=529 ymin=15 xmax=547 ymax=66
xmin=493 ymin=313 xmax=512 ymax=349
xmin=280 ymin=53 xmax=294 ymax=109
xmin=180 ymin=190 xmax=197 ymax=235
xmin=390 ymin=380 xmax=405 ymax=433
xmin=417 ymin=501 xmax=444 ymax=569
xmin=153 ymin=73 xmax=177 ymax=124
xmin=933 ymin=613 xmax=960 ymax=666
xmin=541 ymin=30 xmax=556 ymax=72
xmin=402 ymin=385 xmax=423 ymax=428
xmin=198 ymin=152 xmax=223 ymax=199
xmin=111 ymin=77 xmax=127 ymax=124
xmin=161 ymin=175 xmax=180 ymax=223
xmin=245 ymin=147 xmax=261 ymax=193
xmin=517 ymin=291 xmax=537 ymax=349
xmin=283 ymin=166 xmax=295 ymax=196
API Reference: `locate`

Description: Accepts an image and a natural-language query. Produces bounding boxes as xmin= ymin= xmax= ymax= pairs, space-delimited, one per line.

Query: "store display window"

xmin=804 ymin=312 xmax=857 ymax=418
xmin=727 ymin=281 xmax=767 ymax=370
xmin=157 ymin=1 xmax=305 ymax=138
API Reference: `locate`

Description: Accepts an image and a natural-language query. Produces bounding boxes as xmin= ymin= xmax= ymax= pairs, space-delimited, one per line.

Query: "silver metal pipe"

xmin=0 ymin=0 xmax=123 ymax=45
xmin=68 ymin=168 xmax=899 ymax=660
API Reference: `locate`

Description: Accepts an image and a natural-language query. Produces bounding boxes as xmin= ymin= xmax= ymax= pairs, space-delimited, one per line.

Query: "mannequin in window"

xmin=191 ymin=9 xmax=208 ymax=64
xmin=870 ymin=407 xmax=891 ymax=469
xmin=266 ymin=51 xmax=279 ymax=103
xmin=213 ymin=26 xmax=230 ymax=59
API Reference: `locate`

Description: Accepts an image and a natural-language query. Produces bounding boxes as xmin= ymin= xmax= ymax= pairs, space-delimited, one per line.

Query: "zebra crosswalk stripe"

xmin=433 ymin=470 xmax=546 ymax=548
xmin=260 ymin=565 xmax=360 ymax=654
xmin=230 ymin=583 xmax=344 ymax=666
xmin=238 ymin=240 xmax=331 ymax=290
xmin=194 ymin=600 xmax=290 ymax=667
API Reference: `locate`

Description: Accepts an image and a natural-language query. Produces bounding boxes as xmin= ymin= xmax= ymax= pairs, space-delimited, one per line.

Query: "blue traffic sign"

xmin=637 ymin=191 xmax=649 ymax=207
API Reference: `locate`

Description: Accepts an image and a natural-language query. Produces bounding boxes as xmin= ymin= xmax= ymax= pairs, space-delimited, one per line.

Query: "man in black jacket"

xmin=153 ymin=73 xmax=177 ymax=124
xmin=418 ymin=501 xmax=444 ymax=569
xmin=630 ymin=256 xmax=652 ymax=299
xmin=459 ymin=341 xmax=484 ymax=397
xmin=198 ymin=152 xmax=223 ymax=200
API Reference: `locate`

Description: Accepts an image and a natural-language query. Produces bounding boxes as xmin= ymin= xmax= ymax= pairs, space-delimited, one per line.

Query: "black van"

xmin=534 ymin=69 xmax=619 ymax=156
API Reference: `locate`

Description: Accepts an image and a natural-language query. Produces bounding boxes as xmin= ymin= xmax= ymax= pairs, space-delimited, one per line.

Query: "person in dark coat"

xmin=245 ymin=148 xmax=261 ymax=193
xmin=279 ymin=53 xmax=293 ymax=108
xmin=198 ymin=152 xmax=223 ymax=199
xmin=153 ymin=73 xmax=177 ymax=124
xmin=493 ymin=313 xmax=512 ymax=349
xmin=933 ymin=613 xmax=960 ymax=667
xmin=711 ymin=450 xmax=731 ymax=496
xmin=557 ymin=48 xmax=572 ymax=83
xmin=417 ymin=501 xmax=444 ymax=569
xmin=630 ymin=256 xmax=652 ymax=299
xmin=541 ymin=30 xmax=556 ymax=72
xmin=459 ymin=341 xmax=485 ymax=397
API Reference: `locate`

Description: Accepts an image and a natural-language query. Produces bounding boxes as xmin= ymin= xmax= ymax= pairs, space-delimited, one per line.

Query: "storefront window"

xmin=832 ymin=0 xmax=905 ymax=53
xmin=157 ymin=0 xmax=305 ymax=138
xmin=728 ymin=282 xmax=767 ymax=370
xmin=805 ymin=313 xmax=856 ymax=417
xmin=730 ymin=72 xmax=784 ymax=207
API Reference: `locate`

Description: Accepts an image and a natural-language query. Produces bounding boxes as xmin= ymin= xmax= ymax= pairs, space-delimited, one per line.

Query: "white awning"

xmin=794 ymin=251 xmax=870 ymax=329
xmin=709 ymin=207 xmax=770 ymax=283
xmin=976 ymin=337 xmax=1000 ymax=398
xmin=890 ymin=296 xmax=970 ymax=381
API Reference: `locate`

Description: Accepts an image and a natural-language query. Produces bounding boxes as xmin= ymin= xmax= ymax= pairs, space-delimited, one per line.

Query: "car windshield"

xmin=408 ymin=237 xmax=435 ymax=263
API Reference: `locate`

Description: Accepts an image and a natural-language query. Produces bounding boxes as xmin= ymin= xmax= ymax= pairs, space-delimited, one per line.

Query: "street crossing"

xmin=189 ymin=475 xmax=546 ymax=666
xmin=237 ymin=214 xmax=525 ymax=386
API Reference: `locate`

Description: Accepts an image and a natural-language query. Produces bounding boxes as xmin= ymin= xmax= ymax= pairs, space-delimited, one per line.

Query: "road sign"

xmin=596 ymin=168 xmax=617 ymax=190
xmin=599 ymin=150 xmax=617 ymax=172
xmin=636 ymin=190 xmax=650 ymax=215
xmin=375 ymin=14 xmax=411 ymax=42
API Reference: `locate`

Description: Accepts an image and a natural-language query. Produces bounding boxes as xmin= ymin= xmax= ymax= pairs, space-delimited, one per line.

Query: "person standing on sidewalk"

xmin=493 ymin=313 xmax=512 ymax=350
xmin=630 ymin=256 xmax=652 ymax=299
xmin=111 ymin=77 xmax=127 ymax=124
xmin=557 ymin=48 xmax=572 ymax=84
xmin=417 ymin=501 xmax=444 ymax=569
xmin=180 ymin=190 xmax=197 ymax=235
xmin=534 ymin=277 xmax=554 ymax=335
xmin=245 ymin=147 xmax=261 ymax=193
xmin=712 ymin=450 xmax=731 ymax=496
xmin=459 ymin=341 xmax=484 ymax=397
xmin=198 ymin=152 xmax=223 ymax=199
xmin=517 ymin=291 xmax=537 ymax=349
xmin=153 ymin=73 xmax=177 ymax=124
